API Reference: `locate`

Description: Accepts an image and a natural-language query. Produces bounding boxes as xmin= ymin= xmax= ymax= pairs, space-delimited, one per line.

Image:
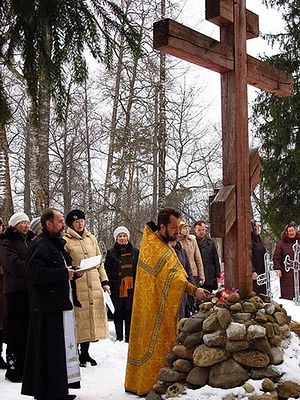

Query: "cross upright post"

xmin=153 ymin=0 xmax=293 ymax=297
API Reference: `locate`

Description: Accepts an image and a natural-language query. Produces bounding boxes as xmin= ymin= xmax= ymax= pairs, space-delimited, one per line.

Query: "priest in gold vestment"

xmin=125 ymin=208 xmax=212 ymax=396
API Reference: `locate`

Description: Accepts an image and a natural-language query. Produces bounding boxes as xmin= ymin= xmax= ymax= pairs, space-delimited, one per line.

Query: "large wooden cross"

xmin=153 ymin=0 xmax=293 ymax=297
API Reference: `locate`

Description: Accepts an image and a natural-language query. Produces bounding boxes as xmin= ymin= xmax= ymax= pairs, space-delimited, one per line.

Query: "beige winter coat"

xmin=64 ymin=227 xmax=109 ymax=343
xmin=179 ymin=234 xmax=205 ymax=281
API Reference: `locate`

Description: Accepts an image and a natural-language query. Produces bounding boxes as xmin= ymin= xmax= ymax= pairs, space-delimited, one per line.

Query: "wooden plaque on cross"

xmin=153 ymin=0 xmax=293 ymax=297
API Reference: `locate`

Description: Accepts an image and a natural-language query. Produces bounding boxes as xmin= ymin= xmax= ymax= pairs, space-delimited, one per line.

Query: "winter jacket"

xmin=252 ymin=232 xmax=267 ymax=294
xmin=195 ymin=236 xmax=220 ymax=288
xmin=105 ymin=242 xmax=139 ymax=310
xmin=273 ymin=231 xmax=300 ymax=300
xmin=172 ymin=242 xmax=195 ymax=319
xmin=179 ymin=234 xmax=205 ymax=281
xmin=64 ymin=227 xmax=109 ymax=342
xmin=26 ymin=231 xmax=73 ymax=313
xmin=1 ymin=227 xmax=35 ymax=293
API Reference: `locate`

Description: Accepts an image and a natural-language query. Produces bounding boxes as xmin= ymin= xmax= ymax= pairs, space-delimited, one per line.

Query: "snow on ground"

xmin=1 ymin=300 xmax=300 ymax=400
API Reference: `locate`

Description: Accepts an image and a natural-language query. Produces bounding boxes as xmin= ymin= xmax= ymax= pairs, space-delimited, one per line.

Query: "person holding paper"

xmin=64 ymin=209 xmax=109 ymax=367
xmin=104 ymin=226 xmax=139 ymax=342
xmin=21 ymin=208 xmax=78 ymax=400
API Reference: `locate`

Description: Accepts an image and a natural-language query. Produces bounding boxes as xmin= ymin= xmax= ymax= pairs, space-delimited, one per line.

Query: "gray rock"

xmin=171 ymin=344 xmax=193 ymax=360
xmin=226 ymin=339 xmax=249 ymax=352
xmin=209 ymin=359 xmax=249 ymax=388
xmin=268 ymin=335 xmax=282 ymax=347
xmin=193 ymin=343 xmax=228 ymax=367
xmin=247 ymin=324 xmax=267 ymax=340
xmin=250 ymin=366 xmax=282 ymax=381
xmin=166 ymin=352 xmax=177 ymax=366
xmin=173 ymin=359 xmax=192 ymax=373
xmin=152 ymin=381 xmax=168 ymax=394
xmin=263 ymin=322 xmax=275 ymax=338
xmin=181 ymin=316 xmax=205 ymax=333
xmin=243 ymin=382 xmax=255 ymax=393
xmin=269 ymin=347 xmax=284 ymax=365
xmin=203 ymin=330 xmax=226 ymax=347
xmin=176 ymin=331 xmax=187 ymax=344
xmin=255 ymin=310 xmax=269 ymax=322
xmin=279 ymin=324 xmax=290 ymax=338
xmin=273 ymin=311 xmax=288 ymax=326
xmin=146 ymin=390 xmax=162 ymax=400
xmin=231 ymin=312 xmax=253 ymax=322
xmin=262 ymin=378 xmax=276 ymax=392
xmin=242 ymin=302 xmax=257 ymax=313
xmin=183 ymin=331 xmax=204 ymax=349
xmin=251 ymin=337 xmax=271 ymax=354
xmin=230 ymin=302 xmax=243 ymax=311
xmin=158 ymin=367 xmax=186 ymax=383
xmin=226 ymin=322 xmax=247 ymax=340
xmin=186 ymin=366 xmax=209 ymax=386
xmin=264 ymin=303 xmax=276 ymax=315
xmin=202 ymin=313 xmax=220 ymax=333
xmin=216 ymin=308 xmax=231 ymax=330
xmin=233 ymin=350 xmax=269 ymax=368
xmin=278 ymin=380 xmax=300 ymax=399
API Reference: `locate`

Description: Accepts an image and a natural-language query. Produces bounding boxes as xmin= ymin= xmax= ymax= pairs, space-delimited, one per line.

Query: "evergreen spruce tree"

xmin=252 ymin=0 xmax=300 ymax=237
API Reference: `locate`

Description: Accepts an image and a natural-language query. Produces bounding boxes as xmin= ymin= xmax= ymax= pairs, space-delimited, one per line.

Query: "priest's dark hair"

xmin=157 ymin=208 xmax=181 ymax=228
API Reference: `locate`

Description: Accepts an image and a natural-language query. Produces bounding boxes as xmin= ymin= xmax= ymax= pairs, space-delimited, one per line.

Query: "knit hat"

xmin=65 ymin=209 xmax=85 ymax=227
xmin=179 ymin=220 xmax=189 ymax=229
xmin=8 ymin=212 xmax=30 ymax=228
xmin=113 ymin=226 xmax=130 ymax=242
xmin=30 ymin=217 xmax=42 ymax=235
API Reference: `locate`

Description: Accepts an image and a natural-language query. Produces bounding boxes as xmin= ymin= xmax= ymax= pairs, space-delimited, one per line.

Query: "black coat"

xmin=196 ymin=236 xmax=220 ymax=288
xmin=1 ymin=227 xmax=35 ymax=293
xmin=25 ymin=231 xmax=73 ymax=313
xmin=22 ymin=231 xmax=74 ymax=400
xmin=252 ymin=232 xmax=267 ymax=294
xmin=105 ymin=241 xmax=139 ymax=309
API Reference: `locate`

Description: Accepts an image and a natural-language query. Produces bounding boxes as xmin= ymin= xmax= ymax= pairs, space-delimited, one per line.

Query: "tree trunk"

xmin=24 ymin=120 xmax=31 ymax=216
xmin=0 ymin=122 xmax=14 ymax=221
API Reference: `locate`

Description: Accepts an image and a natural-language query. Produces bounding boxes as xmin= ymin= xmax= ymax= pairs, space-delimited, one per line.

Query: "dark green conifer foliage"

xmin=0 ymin=0 xmax=140 ymax=121
xmin=252 ymin=0 xmax=300 ymax=237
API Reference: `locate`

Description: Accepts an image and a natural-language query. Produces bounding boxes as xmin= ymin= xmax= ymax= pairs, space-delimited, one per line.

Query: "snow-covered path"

xmin=1 ymin=300 xmax=299 ymax=400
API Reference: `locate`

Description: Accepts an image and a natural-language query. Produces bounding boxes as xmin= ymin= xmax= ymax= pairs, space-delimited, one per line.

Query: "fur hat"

xmin=65 ymin=209 xmax=85 ymax=227
xmin=113 ymin=226 xmax=130 ymax=242
xmin=8 ymin=212 xmax=30 ymax=228
xmin=30 ymin=217 xmax=42 ymax=235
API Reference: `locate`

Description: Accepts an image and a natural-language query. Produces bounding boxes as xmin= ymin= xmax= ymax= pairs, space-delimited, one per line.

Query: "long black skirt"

xmin=21 ymin=312 xmax=69 ymax=400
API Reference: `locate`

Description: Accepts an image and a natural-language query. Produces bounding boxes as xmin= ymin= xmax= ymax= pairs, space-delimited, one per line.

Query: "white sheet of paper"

xmin=77 ymin=255 xmax=102 ymax=272
xmin=103 ymin=290 xmax=115 ymax=314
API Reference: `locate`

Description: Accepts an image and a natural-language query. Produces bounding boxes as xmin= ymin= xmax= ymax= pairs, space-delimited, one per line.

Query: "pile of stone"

xmin=147 ymin=292 xmax=300 ymax=399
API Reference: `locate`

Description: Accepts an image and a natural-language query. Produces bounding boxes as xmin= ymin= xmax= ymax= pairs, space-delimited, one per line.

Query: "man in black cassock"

xmin=21 ymin=208 xmax=79 ymax=400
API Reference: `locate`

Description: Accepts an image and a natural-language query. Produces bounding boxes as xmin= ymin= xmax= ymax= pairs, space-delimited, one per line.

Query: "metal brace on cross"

xmin=153 ymin=0 xmax=293 ymax=297
xmin=284 ymin=240 xmax=300 ymax=306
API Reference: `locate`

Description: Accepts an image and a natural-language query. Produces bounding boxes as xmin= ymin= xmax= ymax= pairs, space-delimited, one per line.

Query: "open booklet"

xmin=76 ymin=255 xmax=102 ymax=272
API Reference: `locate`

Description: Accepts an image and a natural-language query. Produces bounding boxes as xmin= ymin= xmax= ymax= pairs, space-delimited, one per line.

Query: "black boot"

xmin=79 ymin=342 xmax=97 ymax=367
xmin=5 ymin=353 xmax=22 ymax=382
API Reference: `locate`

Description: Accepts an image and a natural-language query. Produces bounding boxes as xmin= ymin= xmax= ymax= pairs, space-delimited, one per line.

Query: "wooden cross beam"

xmin=153 ymin=0 xmax=293 ymax=297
